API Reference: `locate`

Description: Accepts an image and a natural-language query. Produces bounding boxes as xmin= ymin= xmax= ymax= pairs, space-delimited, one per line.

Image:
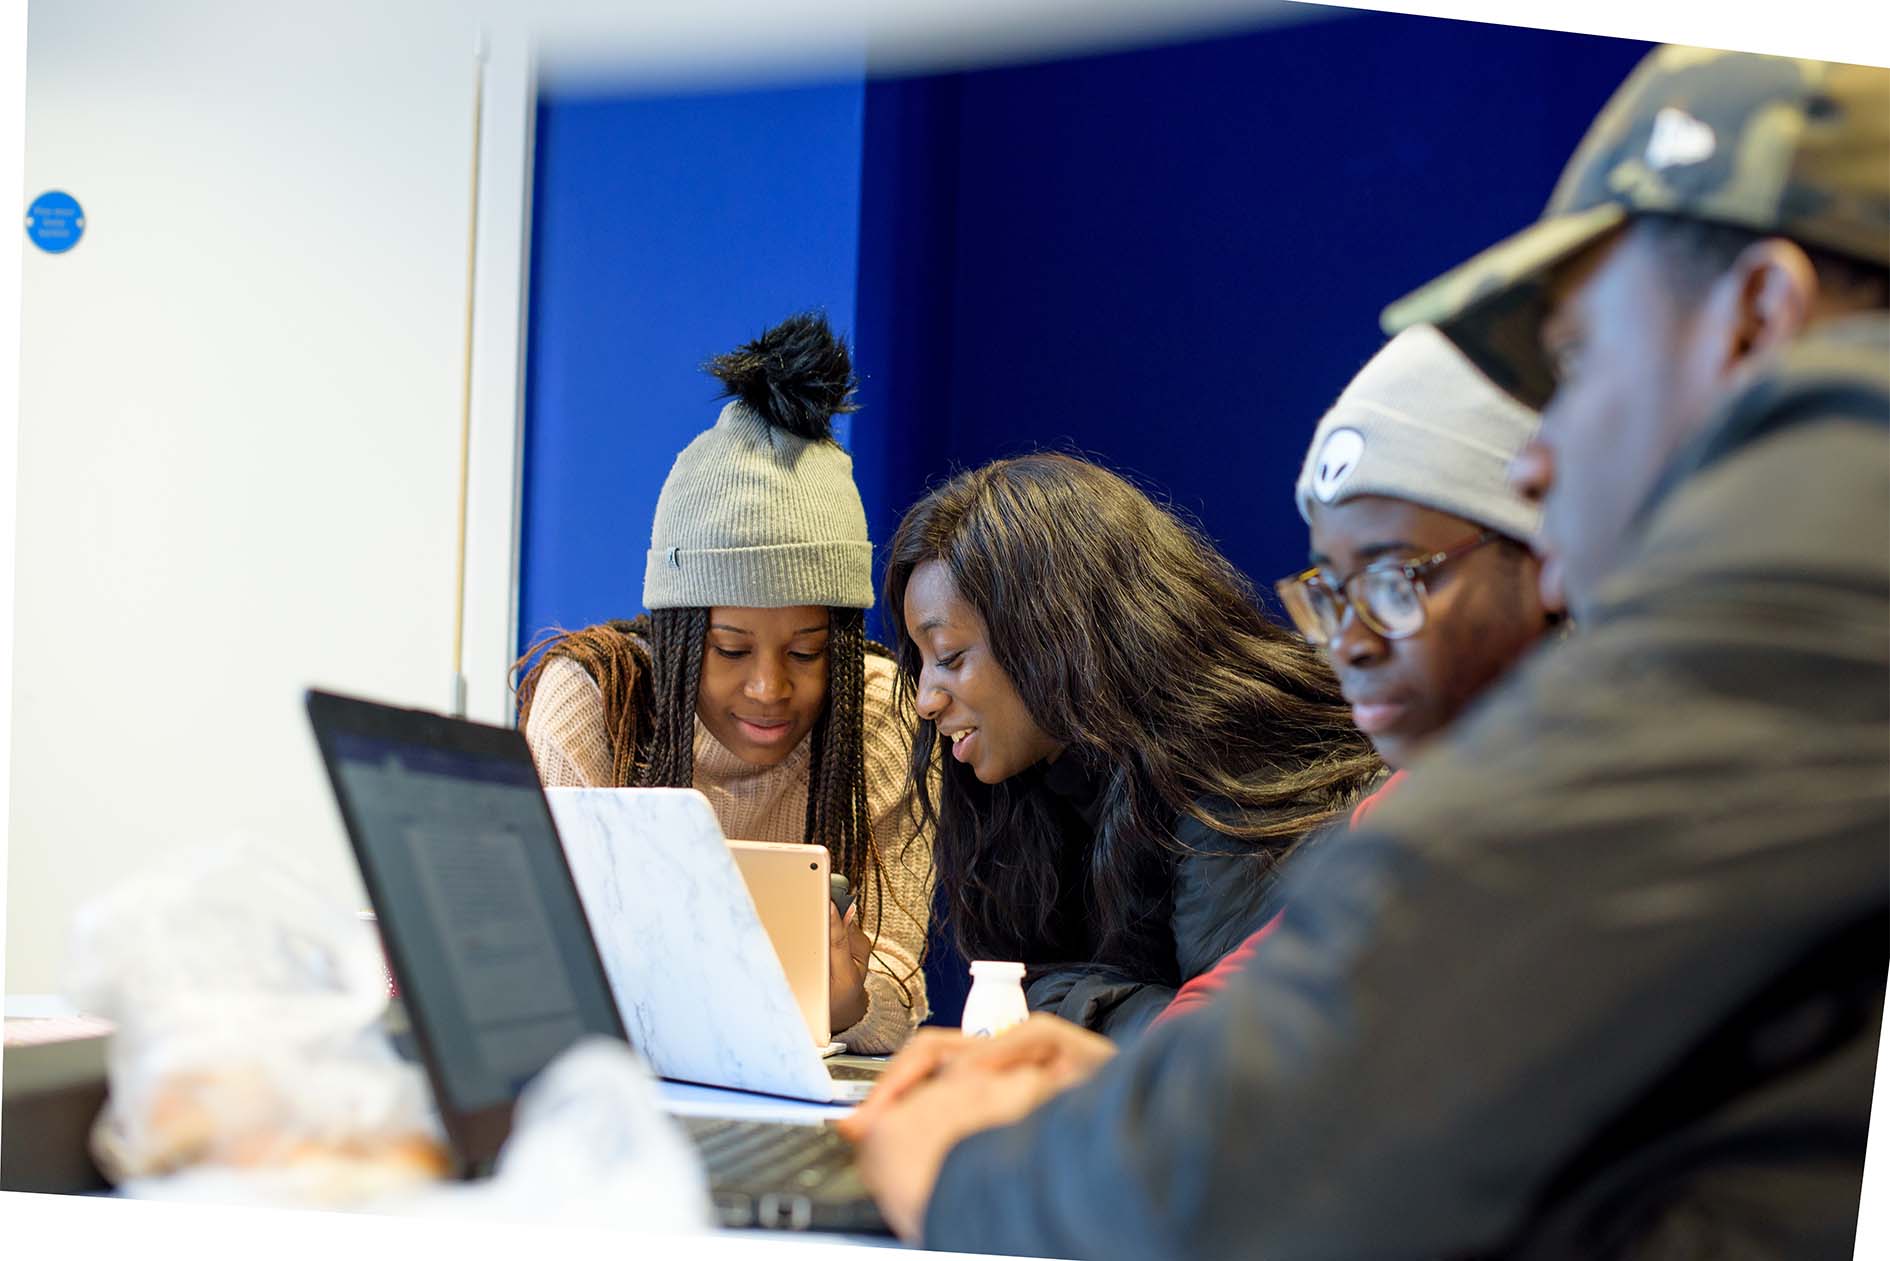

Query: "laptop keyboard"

xmin=826 ymin=1062 xmax=881 ymax=1082
xmin=681 ymin=1116 xmax=859 ymax=1193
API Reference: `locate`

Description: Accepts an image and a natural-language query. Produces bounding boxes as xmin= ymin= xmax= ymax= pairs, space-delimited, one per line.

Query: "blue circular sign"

xmin=26 ymin=191 xmax=85 ymax=254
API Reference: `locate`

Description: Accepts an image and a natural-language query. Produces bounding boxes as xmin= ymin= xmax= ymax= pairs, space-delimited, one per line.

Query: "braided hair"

xmin=512 ymin=608 xmax=884 ymax=893
xmin=512 ymin=311 xmax=923 ymax=1002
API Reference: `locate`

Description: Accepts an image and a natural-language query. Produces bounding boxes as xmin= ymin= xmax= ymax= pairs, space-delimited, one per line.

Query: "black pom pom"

xmin=704 ymin=311 xmax=859 ymax=442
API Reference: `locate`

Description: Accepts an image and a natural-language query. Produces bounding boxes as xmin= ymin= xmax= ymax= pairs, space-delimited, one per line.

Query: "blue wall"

xmin=518 ymin=80 xmax=865 ymax=649
xmin=853 ymin=13 xmax=1650 ymax=636
xmin=520 ymin=11 xmax=1651 ymax=1023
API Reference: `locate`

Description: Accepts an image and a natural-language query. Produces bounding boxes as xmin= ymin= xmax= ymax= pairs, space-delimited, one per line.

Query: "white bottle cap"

xmin=968 ymin=960 xmax=1026 ymax=979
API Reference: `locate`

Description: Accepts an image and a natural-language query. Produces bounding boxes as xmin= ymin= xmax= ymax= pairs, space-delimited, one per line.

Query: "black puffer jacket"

xmin=1020 ymin=754 xmax=1351 ymax=1041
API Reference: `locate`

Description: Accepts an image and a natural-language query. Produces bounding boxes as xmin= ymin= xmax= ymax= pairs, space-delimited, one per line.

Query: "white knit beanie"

xmin=642 ymin=314 xmax=875 ymax=611
xmin=1294 ymin=324 xmax=1543 ymax=542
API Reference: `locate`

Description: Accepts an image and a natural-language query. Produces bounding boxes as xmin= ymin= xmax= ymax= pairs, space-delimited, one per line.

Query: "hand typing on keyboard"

xmin=835 ymin=1015 xmax=1117 ymax=1241
xmin=840 ymin=1014 xmax=1115 ymax=1135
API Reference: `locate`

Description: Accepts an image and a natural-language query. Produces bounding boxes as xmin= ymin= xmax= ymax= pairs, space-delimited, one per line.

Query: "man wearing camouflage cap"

xmin=842 ymin=47 xmax=1888 ymax=1260
xmin=1382 ymin=46 xmax=1888 ymax=619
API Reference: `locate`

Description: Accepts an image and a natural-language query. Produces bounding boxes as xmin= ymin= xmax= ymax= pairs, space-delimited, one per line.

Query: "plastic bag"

xmin=65 ymin=839 xmax=448 ymax=1197
xmin=395 ymin=1037 xmax=713 ymax=1231
xmin=68 ymin=840 xmax=714 ymax=1230
xmin=107 ymin=1037 xmax=713 ymax=1232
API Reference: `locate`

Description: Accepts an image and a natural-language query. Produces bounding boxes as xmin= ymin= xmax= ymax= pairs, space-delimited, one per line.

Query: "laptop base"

xmin=680 ymin=1116 xmax=888 ymax=1234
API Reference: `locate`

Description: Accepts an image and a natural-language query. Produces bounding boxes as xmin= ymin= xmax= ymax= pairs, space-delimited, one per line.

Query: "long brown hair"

xmin=884 ymin=453 xmax=1381 ymax=970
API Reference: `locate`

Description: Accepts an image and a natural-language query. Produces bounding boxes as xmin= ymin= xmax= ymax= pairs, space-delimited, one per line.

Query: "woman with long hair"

xmin=514 ymin=312 xmax=932 ymax=1053
xmin=886 ymin=452 xmax=1380 ymax=1038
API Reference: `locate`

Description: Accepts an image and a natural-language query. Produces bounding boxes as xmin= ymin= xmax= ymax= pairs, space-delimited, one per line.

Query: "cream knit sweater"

xmin=524 ymin=651 xmax=934 ymax=1053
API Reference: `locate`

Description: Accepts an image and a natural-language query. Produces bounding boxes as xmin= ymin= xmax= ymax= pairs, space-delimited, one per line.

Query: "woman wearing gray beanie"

xmin=513 ymin=313 xmax=932 ymax=1054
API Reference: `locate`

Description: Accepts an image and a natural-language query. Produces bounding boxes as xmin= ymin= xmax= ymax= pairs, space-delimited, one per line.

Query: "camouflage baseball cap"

xmin=1381 ymin=47 xmax=1890 ymax=408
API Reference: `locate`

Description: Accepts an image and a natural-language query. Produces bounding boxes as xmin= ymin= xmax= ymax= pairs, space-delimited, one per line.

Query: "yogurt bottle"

xmin=961 ymin=960 xmax=1029 ymax=1038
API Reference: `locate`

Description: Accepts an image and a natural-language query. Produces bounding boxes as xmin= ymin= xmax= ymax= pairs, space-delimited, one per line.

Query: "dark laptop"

xmin=304 ymin=688 xmax=887 ymax=1234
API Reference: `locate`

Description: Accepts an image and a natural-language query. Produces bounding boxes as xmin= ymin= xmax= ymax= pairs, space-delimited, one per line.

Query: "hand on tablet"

xmin=828 ymin=900 xmax=871 ymax=1033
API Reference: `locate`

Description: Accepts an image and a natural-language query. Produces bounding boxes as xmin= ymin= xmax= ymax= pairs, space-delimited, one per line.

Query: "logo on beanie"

xmin=1310 ymin=428 xmax=1366 ymax=503
xmin=1645 ymin=107 xmax=1716 ymax=171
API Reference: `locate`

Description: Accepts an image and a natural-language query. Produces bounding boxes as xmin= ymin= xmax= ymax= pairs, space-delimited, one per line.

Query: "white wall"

xmin=463 ymin=29 xmax=536 ymax=727
xmin=7 ymin=1 xmax=531 ymax=993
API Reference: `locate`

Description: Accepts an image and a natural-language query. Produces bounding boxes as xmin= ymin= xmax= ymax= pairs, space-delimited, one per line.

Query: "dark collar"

xmin=1041 ymin=750 xmax=1109 ymax=816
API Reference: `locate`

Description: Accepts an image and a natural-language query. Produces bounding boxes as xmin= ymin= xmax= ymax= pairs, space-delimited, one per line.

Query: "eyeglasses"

xmin=1274 ymin=530 xmax=1499 ymax=646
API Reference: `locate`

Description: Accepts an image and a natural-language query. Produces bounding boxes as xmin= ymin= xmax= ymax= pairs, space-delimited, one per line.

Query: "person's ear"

xmin=1718 ymin=237 xmax=1820 ymax=374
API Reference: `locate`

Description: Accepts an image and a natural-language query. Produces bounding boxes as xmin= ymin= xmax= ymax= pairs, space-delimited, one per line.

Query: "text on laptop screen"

xmin=330 ymin=732 xmax=621 ymax=1110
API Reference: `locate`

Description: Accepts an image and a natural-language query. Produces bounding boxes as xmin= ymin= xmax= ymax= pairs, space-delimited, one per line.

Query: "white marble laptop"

xmin=545 ymin=787 xmax=870 ymax=1104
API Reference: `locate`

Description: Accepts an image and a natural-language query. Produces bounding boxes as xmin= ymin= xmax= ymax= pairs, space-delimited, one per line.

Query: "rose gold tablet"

xmin=727 ymin=839 xmax=831 ymax=1048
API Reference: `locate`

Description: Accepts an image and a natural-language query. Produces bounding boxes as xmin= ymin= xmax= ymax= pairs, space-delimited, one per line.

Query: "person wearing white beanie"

xmin=1277 ymin=323 xmax=1561 ymax=772
xmin=513 ymin=312 xmax=933 ymax=1054
xmin=1160 ymin=323 xmax=1562 ymax=1026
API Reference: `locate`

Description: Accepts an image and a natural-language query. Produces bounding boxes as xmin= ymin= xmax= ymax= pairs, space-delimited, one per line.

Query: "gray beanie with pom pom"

xmin=642 ymin=314 xmax=875 ymax=611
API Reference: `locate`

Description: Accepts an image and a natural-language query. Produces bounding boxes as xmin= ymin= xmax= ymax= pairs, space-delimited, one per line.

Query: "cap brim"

xmin=1380 ymin=203 xmax=1628 ymax=410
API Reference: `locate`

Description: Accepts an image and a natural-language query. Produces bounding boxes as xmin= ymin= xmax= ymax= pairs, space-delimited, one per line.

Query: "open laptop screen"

xmin=317 ymin=709 xmax=623 ymax=1115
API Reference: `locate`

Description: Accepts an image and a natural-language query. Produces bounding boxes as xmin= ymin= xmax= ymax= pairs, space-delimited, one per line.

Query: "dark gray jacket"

xmin=924 ymin=313 xmax=1890 ymax=1259
xmin=1022 ymin=756 xmax=1336 ymax=1042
